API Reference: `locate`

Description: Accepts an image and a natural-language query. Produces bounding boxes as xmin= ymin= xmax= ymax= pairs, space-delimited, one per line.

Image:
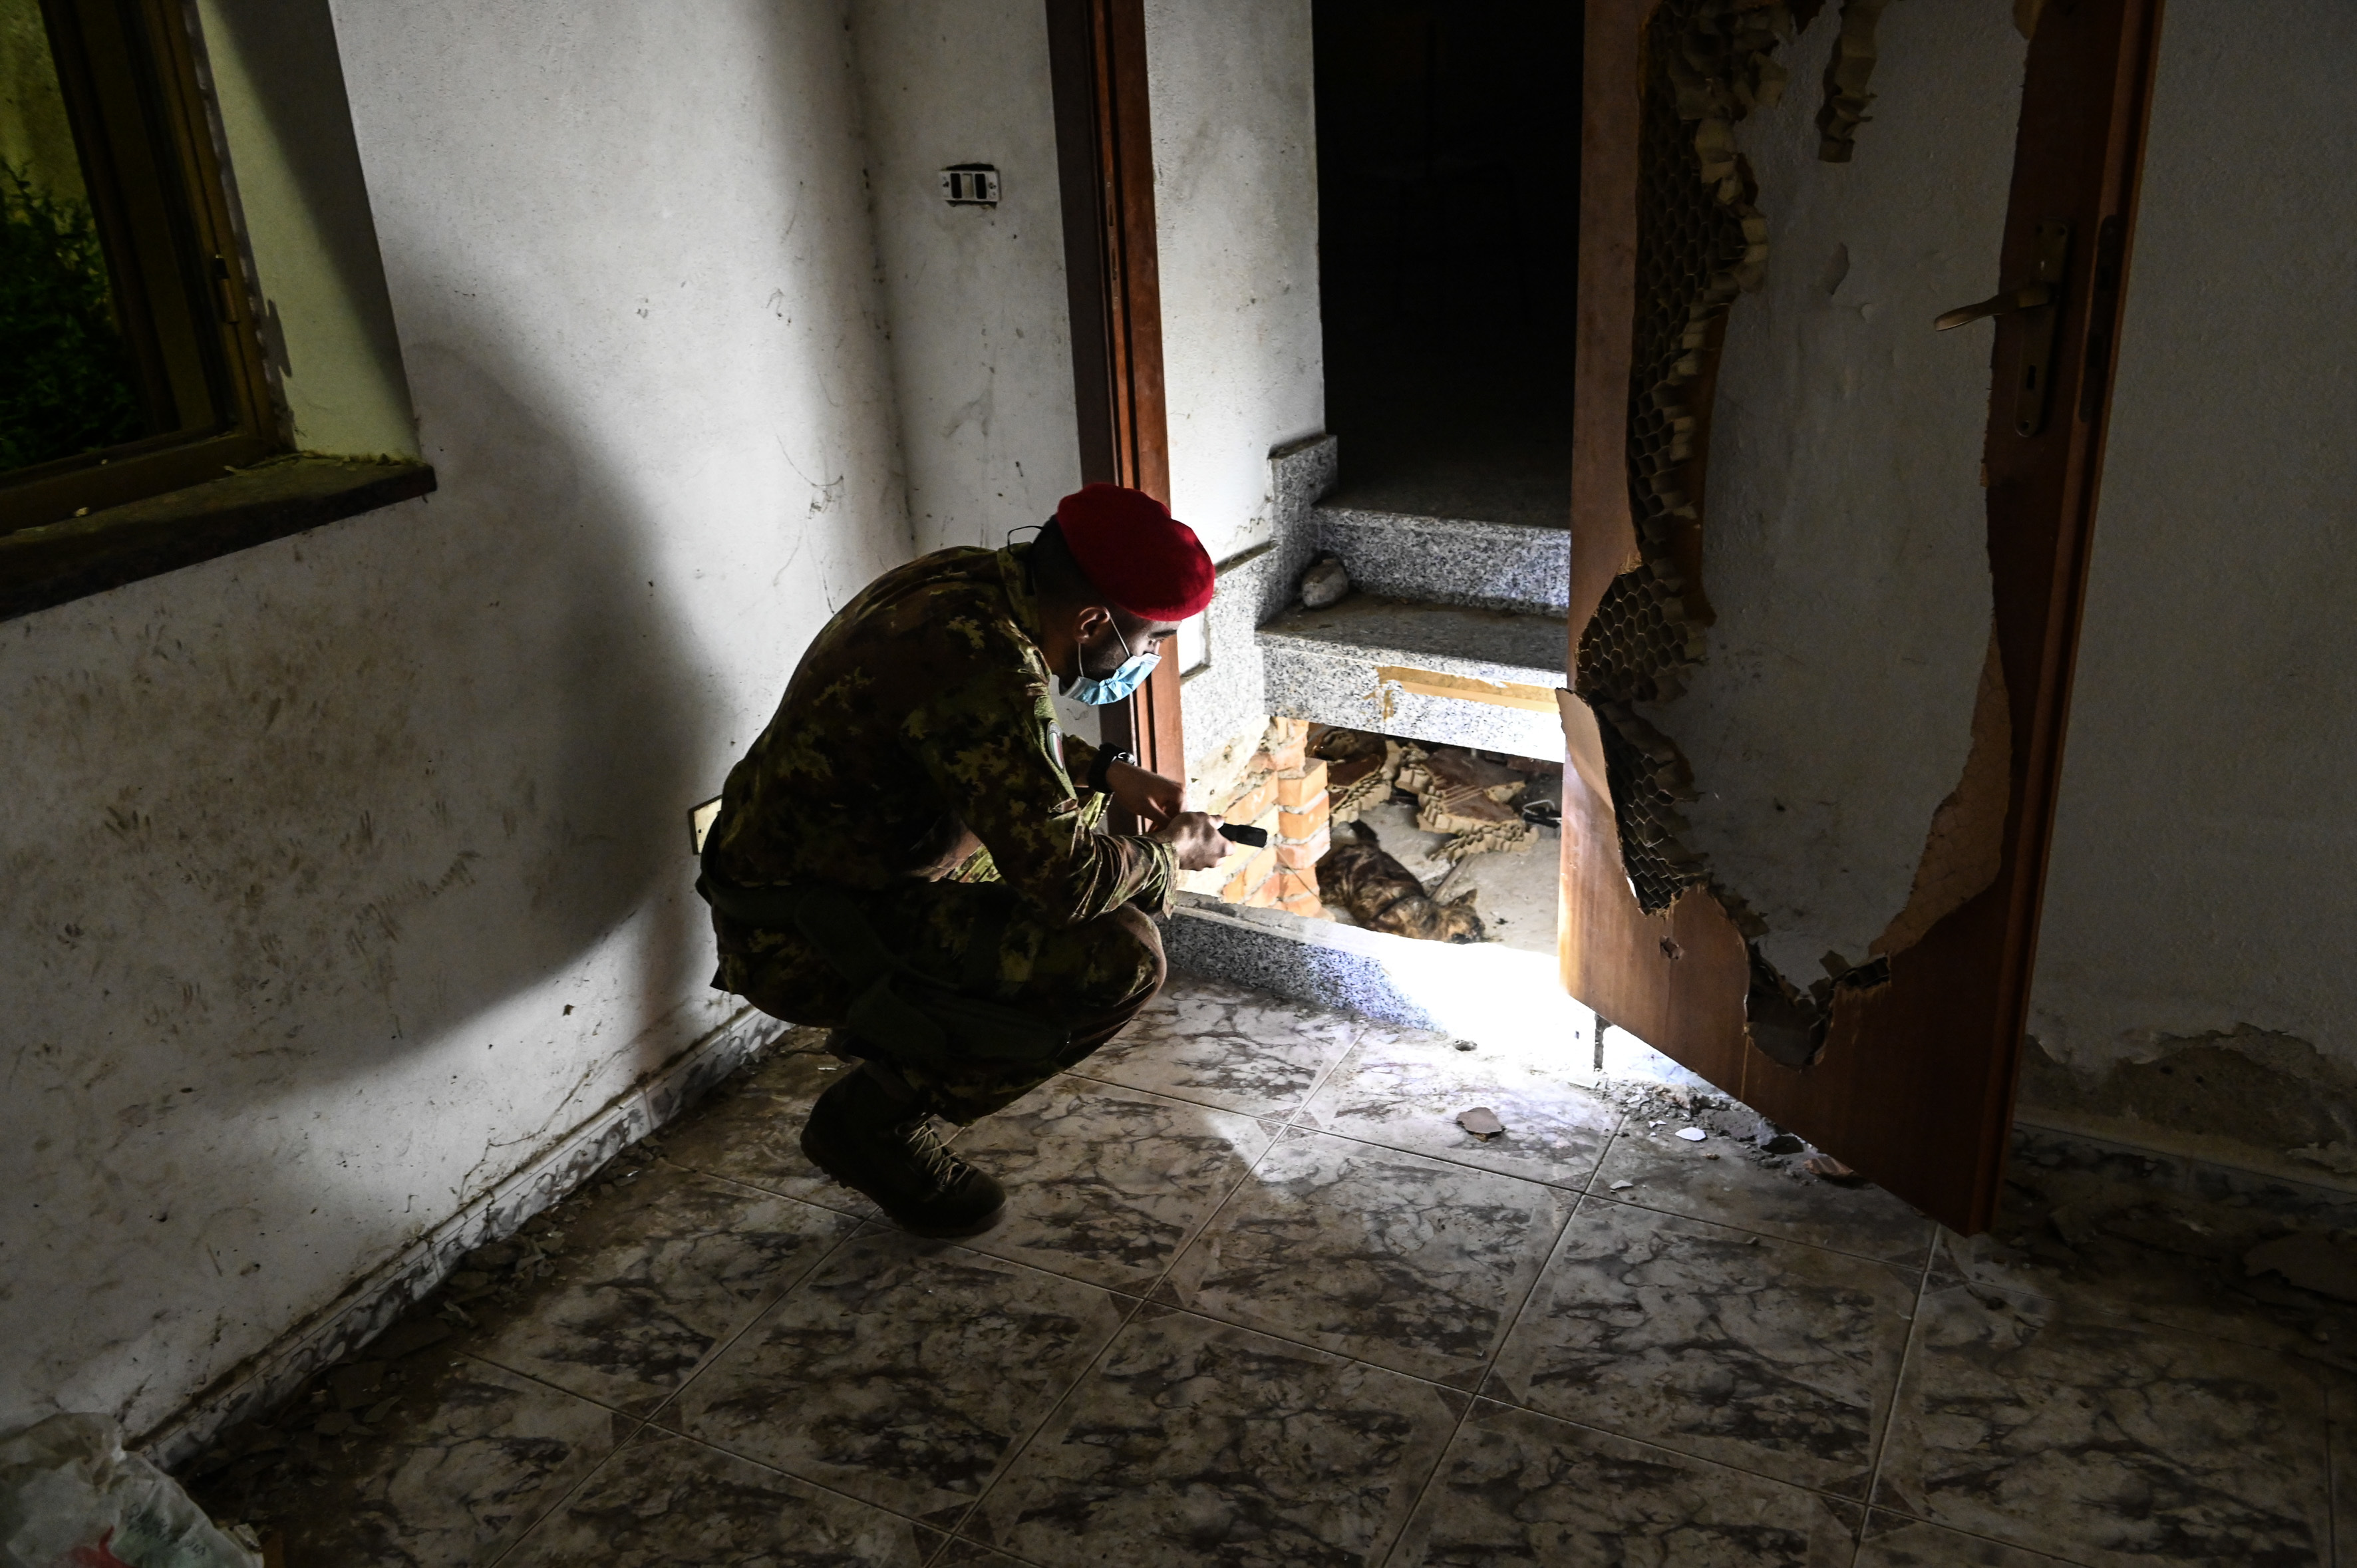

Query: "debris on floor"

xmin=2245 ymin=1233 xmax=2357 ymax=1303
xmin=1299 ymin=553 xmax=1350 ymax=609
xmin=1 ymin=1414 xmax=262 ymax=1568
xmin=1804 ymin=1156 xmax=1867 ymax=1186
xmin=1457 ymin=1106 xmax=1507 ymax=1141
xmin=1396 ymin=745 xmax=1539 ymax=858
xmin=1599 ymin=1084 xmax=1837 ymax=1185
xmin=1309 ymin=725 xmax=1400 ymax=823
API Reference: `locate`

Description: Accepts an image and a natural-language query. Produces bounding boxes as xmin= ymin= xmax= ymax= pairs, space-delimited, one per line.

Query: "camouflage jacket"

xmin=703 ymin=543 xmax=1174 ymax=923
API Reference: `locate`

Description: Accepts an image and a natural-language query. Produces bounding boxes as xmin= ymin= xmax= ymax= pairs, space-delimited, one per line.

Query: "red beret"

xmin=1054 ymin=483 xmax=1215 ymax=621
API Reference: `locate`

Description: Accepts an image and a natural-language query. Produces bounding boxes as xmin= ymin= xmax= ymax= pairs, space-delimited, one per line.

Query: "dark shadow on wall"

xmin=5 ymin=323 xmax=733 ymax=1433
xmin=7 ymin=0 xmax=913 ymax=1446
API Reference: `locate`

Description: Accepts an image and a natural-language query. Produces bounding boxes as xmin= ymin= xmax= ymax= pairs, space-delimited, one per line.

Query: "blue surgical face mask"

xmin=1064 ymin=621 xmax=1160 ymax=706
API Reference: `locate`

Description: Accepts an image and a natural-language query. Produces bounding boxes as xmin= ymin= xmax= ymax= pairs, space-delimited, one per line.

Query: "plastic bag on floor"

xmin=0 ymin=1414 xmax=259 ymax=1568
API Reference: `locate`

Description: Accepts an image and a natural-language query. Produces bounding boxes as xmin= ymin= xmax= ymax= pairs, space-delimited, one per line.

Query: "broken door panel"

xmin=1660 ymin=5 xmax=2021 ymax=997
xmin=1564 ymin=0 xmax=2163 ymax=1232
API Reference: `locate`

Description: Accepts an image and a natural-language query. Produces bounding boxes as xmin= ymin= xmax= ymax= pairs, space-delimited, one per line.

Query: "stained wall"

xmin=2 ymin=0 xmax=914 ymax=1445
xmin=1144 ymin=0 xmax=1325 ymax=570
xmin=2025 ymin=0 xmax=2357 ymax=1160
xmin=850 ymin=0 xmax=1085 ymax=554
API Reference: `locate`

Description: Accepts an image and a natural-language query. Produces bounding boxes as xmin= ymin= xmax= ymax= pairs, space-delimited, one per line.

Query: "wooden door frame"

xmin=1046 ymin=0 xmax=1184 ymax=790
xmin=1562 ymin=0 xmax=2165 ymax=1233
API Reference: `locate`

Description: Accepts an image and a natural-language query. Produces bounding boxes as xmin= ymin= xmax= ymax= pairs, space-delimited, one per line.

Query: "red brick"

xmin=1279 ymin=796 xmax=1331 ymax=838
xmin=1275 ymin=827 xmax=1330 ymax=868
xmin=1275 ymin=759 xmax=1328 ymax=806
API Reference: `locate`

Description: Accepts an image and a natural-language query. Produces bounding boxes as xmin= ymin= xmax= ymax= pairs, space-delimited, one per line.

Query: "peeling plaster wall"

xmin=1645 ymin=3 xmax=2022 ymax=985
xmin=2028 ymin=1 xmax=2357 ymax=1134
xmin=1 ymin=0 xmax=911 ymax=1443
xmin=850 ymin=0 xmax=1084 ymax=554
xmin=1144 ymin=0 xmax=1325 ymax=569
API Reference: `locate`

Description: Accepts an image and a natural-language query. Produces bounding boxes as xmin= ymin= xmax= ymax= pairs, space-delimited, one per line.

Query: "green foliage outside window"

xmin=1 ymin=158 xmax=144 ymax=474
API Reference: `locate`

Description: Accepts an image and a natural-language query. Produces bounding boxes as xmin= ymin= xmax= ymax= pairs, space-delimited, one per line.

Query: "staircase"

xmin=1167 ymin=438 xmax=1700 ymax=1084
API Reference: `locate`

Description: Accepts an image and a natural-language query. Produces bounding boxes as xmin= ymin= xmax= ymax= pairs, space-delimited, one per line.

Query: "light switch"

xmin=939 ymin=165 xmax=1001 ymax=205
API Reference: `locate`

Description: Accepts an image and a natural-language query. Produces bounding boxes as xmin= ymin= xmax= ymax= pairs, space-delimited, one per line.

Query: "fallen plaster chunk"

xmin=1675 ymin=1127 xmax=1708 ymax=1142
xmin=1805 ymin=1155 xmax=1868 ymax=1186
xmin=2289 ymin=1142 xmax=2357 ymax=1176
xmin=1457 ymin=1107 xmax=1506 ymax=1141
xmin=1610 ymin=1179 xmax=1637 ymax=1191
xmin=2246 ymin=1234 xmax=2357 ymax=1304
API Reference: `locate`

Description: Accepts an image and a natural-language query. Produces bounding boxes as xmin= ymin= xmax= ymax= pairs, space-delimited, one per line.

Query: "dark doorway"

xmin=1312 ymin=1 xmax=1582 ymax=527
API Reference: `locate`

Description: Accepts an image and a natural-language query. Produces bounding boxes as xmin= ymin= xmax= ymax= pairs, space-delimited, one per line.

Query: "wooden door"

xmin=1561 ymin=0 xmax=2164 ymax=1233
xmin=1046 ymin=0 xmax=1185 ymax=792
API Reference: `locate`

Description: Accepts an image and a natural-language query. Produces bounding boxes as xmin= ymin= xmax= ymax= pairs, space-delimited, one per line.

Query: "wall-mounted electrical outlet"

xmin=689 ymin=796 xmax=723 ymax=855
xmin=939 ymin=164 xmax=1000 ymax=205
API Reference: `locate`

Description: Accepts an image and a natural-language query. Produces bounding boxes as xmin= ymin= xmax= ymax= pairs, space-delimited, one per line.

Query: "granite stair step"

xmin=1256 ymin=594 xmax=1568 ymax=759
xmin=1311 ymin=502 xmax=1569 ymax=616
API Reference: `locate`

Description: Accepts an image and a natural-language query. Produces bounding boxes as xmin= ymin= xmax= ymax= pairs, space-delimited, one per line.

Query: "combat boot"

xmin=800 ymin=1063 xmax=1006 ymax=1237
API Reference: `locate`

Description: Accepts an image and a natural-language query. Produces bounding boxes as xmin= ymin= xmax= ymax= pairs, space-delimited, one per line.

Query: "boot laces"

xmin=898 ymin=1117 xmax=971 ymax=1194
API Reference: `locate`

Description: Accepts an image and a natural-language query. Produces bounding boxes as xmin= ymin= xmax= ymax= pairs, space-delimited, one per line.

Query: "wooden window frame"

xmin=1 ymin=0 xmax=434 ymax=624
xmin=7 ymin=0 xmax=281 ymax=528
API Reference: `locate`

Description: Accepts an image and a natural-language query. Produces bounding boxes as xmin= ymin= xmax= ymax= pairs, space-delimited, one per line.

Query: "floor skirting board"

xmin=138 ymin=1005 xmax=794 ymax=1474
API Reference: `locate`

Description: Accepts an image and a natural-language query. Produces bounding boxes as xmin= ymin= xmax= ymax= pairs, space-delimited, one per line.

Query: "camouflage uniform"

xmin=702 ymin=542 xmax=1174 ymax=1122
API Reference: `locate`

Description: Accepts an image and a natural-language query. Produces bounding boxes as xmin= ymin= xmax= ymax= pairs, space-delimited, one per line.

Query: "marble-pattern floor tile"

xmin=1593 ymin=1110 xmax=1934 ymax=1263
xmin=1154 ymin=1126 xmax=1573 ymax=1386
xmin=1875 ymin=1279 xmax=2330 ymax=1567
xmin=965 ymin=1305 xmax=1462 ymax=1568
xmin=1388 ymin=1398 xmax=1862 ymax=1567
xmin=933 ymin=1544 xmax=1036 ymax=1568
xmin=651 ymin=1042 xmax=880 ymax=1218
xmin=1072 ymin=973 xmax=1362 ymax=1118
xmin=1488 ymin=1197 xmax=1918 ymax=1495
xmin=1296 ymin=1023 xmax=1620 ymax=1188
xmin=503 ymin=1425 xmax=944 ymax=1567
xmin=661 ymin=1230 xmax=1131 ymax=1524
xmin=207 ymin=1356 xmax=627 ymax=1568
xmin=1937 ymin=1131 xmax=2357 ymax=1371
xmin=952 ymin=1077 xmax=1282 ymax=1292
xmin=1855 ymin=1511 xmax=2089 ymax=1566
xmin=2330 ymin=1372 xmax=2356 ymax=1568
xmin=460 ymin=1162 xmax=858 ymax=1414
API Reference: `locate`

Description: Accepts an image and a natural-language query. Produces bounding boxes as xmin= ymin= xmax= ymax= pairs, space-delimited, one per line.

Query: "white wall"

xmin=1648 ymin=3 xmax=2023 ymax=986
xmin=850 ymin=0 xmax=1084 ymax=553
xmin=1 ymin=0 xmax=911 ymax=1444
xmin=2030 ymin=1 xmax=2357 ymax=1087
xmin=1144 ymin=0 xmax=1325 ymax=567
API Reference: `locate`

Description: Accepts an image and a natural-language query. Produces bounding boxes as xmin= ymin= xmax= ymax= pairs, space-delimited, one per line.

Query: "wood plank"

xmin=1046 ymin=0 xmax=1183 ymax=788
xmin=1559 ymin=0 xmax=1752 ymax=1092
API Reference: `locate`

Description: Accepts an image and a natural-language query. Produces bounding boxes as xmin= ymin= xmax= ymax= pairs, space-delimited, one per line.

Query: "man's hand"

xmin=1107 ymin=757 xmax=1185 ymax=826
xmin=1151 ymin=811 xmax=1230 ymax=871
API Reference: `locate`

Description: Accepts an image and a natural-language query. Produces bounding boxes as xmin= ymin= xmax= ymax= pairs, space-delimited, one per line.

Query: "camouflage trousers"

xmin=708 ymin=873 xmax=1166 ymax=1124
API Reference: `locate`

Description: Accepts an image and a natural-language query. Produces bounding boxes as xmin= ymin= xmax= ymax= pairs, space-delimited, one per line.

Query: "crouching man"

xmin=697 ymin=484 xmax=1229 ymax=1236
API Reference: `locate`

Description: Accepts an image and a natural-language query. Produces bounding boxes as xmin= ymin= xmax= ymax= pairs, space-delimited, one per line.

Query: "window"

xmin=2 ymin=0 xmax=277 ymax=533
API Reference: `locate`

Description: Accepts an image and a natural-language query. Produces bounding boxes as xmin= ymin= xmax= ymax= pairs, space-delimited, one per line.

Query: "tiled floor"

xmin=190 ymin=974 xmax=2357 ymax=1567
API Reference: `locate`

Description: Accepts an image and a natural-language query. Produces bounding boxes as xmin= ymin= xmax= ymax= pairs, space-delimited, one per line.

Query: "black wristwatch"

xmin=1089 ymin=747 xmax=1135 ymax=794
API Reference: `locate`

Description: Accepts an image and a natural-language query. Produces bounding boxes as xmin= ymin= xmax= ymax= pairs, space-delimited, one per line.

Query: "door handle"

xmin=1934 ymin=220 xmax=2071 ymax=437
xmin=1933 ymin=282 xmax=2054 ymax=331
